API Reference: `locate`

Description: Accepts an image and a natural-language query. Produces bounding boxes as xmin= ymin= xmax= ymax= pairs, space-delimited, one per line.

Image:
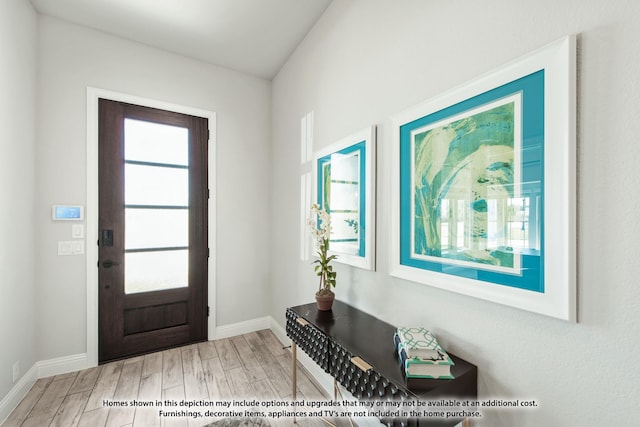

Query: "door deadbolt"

xmin=101 ymin=229 xmax=114 ymax=246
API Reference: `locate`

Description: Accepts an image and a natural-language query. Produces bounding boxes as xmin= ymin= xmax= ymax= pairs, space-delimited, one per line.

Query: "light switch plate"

xmin=58 ymin=240 xmax=84 ymax=255
xmin=58 ymin=241 xmax=71 ymax=255
xmin=71 ymin=241 xmax=84 ymax=255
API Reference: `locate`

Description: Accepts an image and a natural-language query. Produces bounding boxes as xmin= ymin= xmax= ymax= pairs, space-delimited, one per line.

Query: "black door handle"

xmin=102 ymin=260 xmax=121 ymax=268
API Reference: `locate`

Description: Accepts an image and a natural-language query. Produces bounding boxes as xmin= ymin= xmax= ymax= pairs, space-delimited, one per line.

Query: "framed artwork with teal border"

xmin=390 ymin=36 xmax=576 ymax=321
xmin=314 ymin=126 xmax=376 ymax=270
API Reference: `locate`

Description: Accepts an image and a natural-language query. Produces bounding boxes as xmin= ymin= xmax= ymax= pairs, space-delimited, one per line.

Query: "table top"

xmin=289 ymin=299 xmax=477 ymax=397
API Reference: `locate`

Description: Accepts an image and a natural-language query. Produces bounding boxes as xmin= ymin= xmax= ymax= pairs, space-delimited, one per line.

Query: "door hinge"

xmin=207 ymin=248 xmax=210 ymax=258
xmin=207 ymin=306 xmax=210 ymax=317
xmin=208 ymin=189 xmax=210 ymax=199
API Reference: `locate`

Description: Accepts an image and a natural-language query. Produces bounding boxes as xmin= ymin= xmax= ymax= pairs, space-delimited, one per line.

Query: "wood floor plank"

xmin=257 ymin=330 xmax=287 ymax=357
xmin=76 ymin=407 xmax=109 ymax=427
xmin=180 ymin=343 xmax=198 ymax=352
xmin=21 ymin=377 xmax=76 ymax=427
xmin=196 ymin=341 xmax=218 ymax=360
xmin=201 ymin=357 xmax=232 ymax=400
xmin=114 ymin=361 xmax=143 ymax=400
xmin=252 ymin=344 xmax=292 ymax=398
xmin=124 ymin=355 xmax=145 ymax=366
xmin=49 ymin=390 xmax=91 ymax=427
xmin=224 ymin=367 xmax=254 ymax=399
xmin=133 ymin=372 xmax=162 ymax=427
xmin=181 ymin=346 xmax=209 ymax=401
xmin=85 ymin=360 xmax=124 ymax=412
xmin=214 ymin=338 xmax=241 ymax=370
xmin=69 ymin=366 xmax=102 ymax=394
xmin=162 ymin=348 xmax=184 ymax=391
xmin=53 ymin=371 xmax=79 ymax=381
xmin=105 ymin=360 xmax=143 ymax=427
xmin=142 ymin=351 xmax=163 ymax=377
xmin=243 ymin=331 xmax=264 ymax=350
xmin=251 ymin=379 xmax=278 ymax=401
xmin=161 ymin=385 xmax=187 ymax=427
xmin=1 ymin=377 xmax=54 ymax=427
xmin=231 ymin=335 xmax=267 ymax=383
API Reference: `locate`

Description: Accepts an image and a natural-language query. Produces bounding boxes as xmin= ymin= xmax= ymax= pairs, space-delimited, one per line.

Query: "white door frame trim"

xmin=86 ymin=87 xmax=217 ymax=367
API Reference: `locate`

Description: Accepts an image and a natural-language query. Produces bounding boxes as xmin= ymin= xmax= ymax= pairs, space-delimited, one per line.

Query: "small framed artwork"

xmin=314 ymin=126 xmax=376 ymax=270
xmin=390 ymin=36 xmax=576 ymax=321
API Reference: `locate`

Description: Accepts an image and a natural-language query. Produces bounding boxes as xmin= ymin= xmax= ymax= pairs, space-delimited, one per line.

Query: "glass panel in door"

xmin=123 ymin=118 xmax=190 ymax=294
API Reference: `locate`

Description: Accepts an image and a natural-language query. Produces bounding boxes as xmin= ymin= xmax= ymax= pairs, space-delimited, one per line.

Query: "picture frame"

xmin=314 ymin=126 xmax=376 ymax=270
xmin=390 ymin=36 xmax=576 ymax=321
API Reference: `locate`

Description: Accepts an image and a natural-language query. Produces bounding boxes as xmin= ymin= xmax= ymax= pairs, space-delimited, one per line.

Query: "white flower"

xmin=308 ymin=203 xmax=332 ymax=245
xmin=307 ymin=203 xmax=338 ymax=293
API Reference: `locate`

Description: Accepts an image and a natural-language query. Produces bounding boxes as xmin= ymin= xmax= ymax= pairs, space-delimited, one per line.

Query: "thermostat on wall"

xmin=52 ymin=205 xmax=84 ymax=221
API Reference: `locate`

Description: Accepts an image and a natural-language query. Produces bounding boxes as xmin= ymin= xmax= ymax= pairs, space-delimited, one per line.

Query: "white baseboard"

xmin=0 ymin=364 xmax=38 ymax=425
xmin=215 ymin=316 xmax=271 ymax=340
xmin=0 ymin=352 xmax=88 ymax=425
xmin=36 ymin=353 xmax=88 ymax=379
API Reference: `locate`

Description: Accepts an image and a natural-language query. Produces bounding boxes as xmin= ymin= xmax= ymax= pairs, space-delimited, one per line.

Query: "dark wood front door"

xmin=98 ymin=99 xmax=208 ymax=363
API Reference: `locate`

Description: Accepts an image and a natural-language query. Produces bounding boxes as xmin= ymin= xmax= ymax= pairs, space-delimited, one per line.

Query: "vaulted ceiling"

xmin=29 ymin=0 xmax=333 ymax=80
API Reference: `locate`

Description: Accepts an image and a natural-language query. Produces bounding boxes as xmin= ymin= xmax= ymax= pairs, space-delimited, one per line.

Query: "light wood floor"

xmin=1 ymin=330 xmax=355 ymax=427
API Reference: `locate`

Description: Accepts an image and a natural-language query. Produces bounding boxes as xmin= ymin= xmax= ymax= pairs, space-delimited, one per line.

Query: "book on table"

xmin=395 ymin=326 xmax=442 ymax=359
xmin=398 ymin=346 xmax=455 ymax=379
xmin=394 ymin=327 xmax=455 ymax=380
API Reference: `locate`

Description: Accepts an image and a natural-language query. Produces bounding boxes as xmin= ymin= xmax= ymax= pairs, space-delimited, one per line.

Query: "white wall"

xmin=0 ymin=0 xmax=38 ymax=404
xmin=270 ymin=0 xmax=640 ymax=425
xmin=35 ymin=15 xmax=272 ymax=360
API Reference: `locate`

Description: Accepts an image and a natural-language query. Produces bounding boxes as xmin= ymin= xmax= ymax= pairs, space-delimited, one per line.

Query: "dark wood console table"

xmin=286 ymin=300 xmax=477 ymax=427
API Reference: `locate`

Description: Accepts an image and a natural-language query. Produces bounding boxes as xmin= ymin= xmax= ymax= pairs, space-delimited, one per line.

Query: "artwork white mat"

xmin=390 ymin=36 xmax=576 ymax=321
